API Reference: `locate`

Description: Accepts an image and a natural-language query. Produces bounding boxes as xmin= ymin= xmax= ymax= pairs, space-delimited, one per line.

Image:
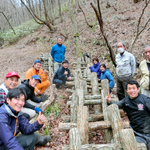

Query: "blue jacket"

xmin=53 ymin=66 xmax=71 ymax=83
xmin=0 ymin=104 xmax=43 ymax=150
xmin=51 ymin=44 xmax=66 ymax=63
xmin=100 ymin=69 xmax=115 ymax=89
xmin=89 ymin=62 xmax=101 ymax=78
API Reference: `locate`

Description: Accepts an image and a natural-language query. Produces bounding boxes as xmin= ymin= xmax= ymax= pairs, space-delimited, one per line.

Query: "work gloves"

xmin=35 ymin=107 xmax=42 ymax=113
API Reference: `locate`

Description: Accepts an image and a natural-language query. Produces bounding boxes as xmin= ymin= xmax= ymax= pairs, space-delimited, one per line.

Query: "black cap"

xmin=62 ymin=60 xmax=69 ymax=64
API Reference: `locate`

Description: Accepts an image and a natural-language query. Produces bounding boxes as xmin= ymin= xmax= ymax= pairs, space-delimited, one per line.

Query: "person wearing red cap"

xmin=0 ymin=72 xmax=20 ymax=105
xmin=25 ymin=60 xmax=50 ymax=95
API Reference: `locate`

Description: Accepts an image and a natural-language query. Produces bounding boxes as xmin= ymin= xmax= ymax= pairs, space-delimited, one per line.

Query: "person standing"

xmin=51 ymin=36 xmax=66 ymax=73
xmin=139 ymin=45 xmax=150 ymax=97
xmin=115 ymin=41 xmax=136 ymax=100
xmin=25 ymin=60 xmax=50 ymax=95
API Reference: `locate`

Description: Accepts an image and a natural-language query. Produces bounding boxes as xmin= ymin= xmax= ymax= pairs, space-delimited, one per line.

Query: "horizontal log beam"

xmin=59 ymin=121 xmax=129 ymax=132
xmin=62 ymin=143 xmax=146 ymax=150
xmin=67 ymin=98 xmax=118 ymax=105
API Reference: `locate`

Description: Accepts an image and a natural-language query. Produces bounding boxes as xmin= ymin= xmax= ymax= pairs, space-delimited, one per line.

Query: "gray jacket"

xmin=115 ymin=51 xmax=136 ymax=77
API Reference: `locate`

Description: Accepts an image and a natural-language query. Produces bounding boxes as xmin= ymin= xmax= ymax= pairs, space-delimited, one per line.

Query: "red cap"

xmin=5 ymin=72 xmax=20 ymax=79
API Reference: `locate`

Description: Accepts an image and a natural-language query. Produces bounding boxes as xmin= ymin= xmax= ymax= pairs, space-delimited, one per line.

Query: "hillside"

xmin=1 ymin=0 xmax=150 ymax=83
xmin=0 ymin=0 xmax=149 ymax=149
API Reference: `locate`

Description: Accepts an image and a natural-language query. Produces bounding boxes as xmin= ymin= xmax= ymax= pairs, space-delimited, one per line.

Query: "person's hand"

xmin=36 ymin=90 xmax=41 ymax=95
xmin=68 ymin=76 xmax=72 ymax=80
xmin=98 ymin=78 xmax=101 ymax=81
xmin=87 ymin=64 xmax=90 ymax=68
xmin=106 ymin=91 xmax=112 ymax=103
xmin=35 ymin=107 xmax=43 ymax=113
xmin=64 ymin=70 xmax=68 ymax=76
xmin=37 ymin=111 xmax=46 ymax=125
xmin=44 ymin=69 xmax=49 ymax=75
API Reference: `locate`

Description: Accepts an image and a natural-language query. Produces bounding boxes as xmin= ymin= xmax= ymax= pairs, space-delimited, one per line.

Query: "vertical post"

xmin=69 ymin=128 xmax=81 ymax=150
xmin=91 ymin=72 xmax=101 ymax=114
xmin=77 ymin=106 xmax=89 ymax=144
xmin=101 ymin=79 xmax=112 ymax=143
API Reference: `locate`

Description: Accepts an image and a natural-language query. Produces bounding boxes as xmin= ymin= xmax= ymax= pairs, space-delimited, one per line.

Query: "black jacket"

xmin=53 ymin=66 xmax=71 ymax=83
xmin=18 ymin=80 xmax=39 ymax=110
xmin=115 ymin=93 xmax=150 ymax=134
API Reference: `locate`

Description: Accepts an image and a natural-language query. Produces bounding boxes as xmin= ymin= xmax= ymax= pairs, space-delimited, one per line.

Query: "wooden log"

xmin=70 ymin=91 xmax=78 ymax=123
xmin=85 ymin=95 xmax=101 ymax=100
xmin=59 ymin=122 xmax=77 ymax=131
xmin=65 ymin=81 xmax=75 ymax=87
xmin=79 ymin=80 xmax=87 ymax=94
xmin=101 ymin=79 xmax=112 ymax=143
xmin=69 ymin=128 xmax=81 ymax=150
xmin=120 ymin=129 xmax=147 ymax=150
xmin=77 ymin=106 xmax=89 ymax=144
xmin=108 ymin=104 xmax=123 ymax=144
xmin=91 ymin=72 xmax=101 ymax=114
xmin=77 ymin=88 xmax=84 ymax=106
xmin=68 ymin=98 xmax=118 ymax=106
xmin=66 ymin=88 xmax=74 ymax=93
xmin=62 ymin=143 xmax=146 ymax=150
xmin=62 ymin=114 xmax=104 ymax=122
xmin=59 ymin=121 xmax=129 ymax=131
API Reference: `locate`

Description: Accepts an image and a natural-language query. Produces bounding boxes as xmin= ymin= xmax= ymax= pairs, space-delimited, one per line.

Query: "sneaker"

xmin=36 ymin=135 xmax=50 ymax=146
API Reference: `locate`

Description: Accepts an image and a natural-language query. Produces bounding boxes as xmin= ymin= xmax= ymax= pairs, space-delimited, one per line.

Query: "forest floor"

xmin=0 ymin=0 xmax=148 ymax=149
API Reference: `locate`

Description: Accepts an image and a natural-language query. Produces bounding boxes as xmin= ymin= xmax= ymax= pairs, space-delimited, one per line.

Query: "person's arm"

xmin=0 ymin=121 xmax=24 ymax=150
xmin=106 ymin=73 xmax=115 ymax=89
xmin=130 ymin=54 xmax=136 ymax=77
xmin=51 ymin=46 xmax=54 ymax=59
xmin=19 ymin=116 xmax=43 ymax=135
xmin=25 ymin=69 xmax=32 ymax=80
xmin=0 ymin=89 xmax=6 ymax=104
xmin=57 ymin=68 xmax=67 ymax=80
xmin=106 ymin=97 xmax=125 ymax=109
xmin=24 ymin=101 xmax=36 ymax=110
xmin=39 ymin=69 xmax=48 ymax=81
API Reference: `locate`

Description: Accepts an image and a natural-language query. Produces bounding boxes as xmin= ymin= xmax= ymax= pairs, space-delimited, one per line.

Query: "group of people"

xmin=0 ymin=60 xmax=50 ymax=149
xmin=105 ymin=42 xmax=150 ymax=150
xmin=1 ymin=35 xmax=150 ymax=149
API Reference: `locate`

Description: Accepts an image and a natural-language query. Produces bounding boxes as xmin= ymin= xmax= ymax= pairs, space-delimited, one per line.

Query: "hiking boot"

xmin=36 ymin=135 xmax=50 ymax=146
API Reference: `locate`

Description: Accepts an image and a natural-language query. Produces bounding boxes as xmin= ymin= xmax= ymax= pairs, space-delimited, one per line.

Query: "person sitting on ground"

xmin=87 ymin=57 xmax=101 ymax=78
xmin=18 ymin=75 xmax=48 ymax=119
xmin=51 ymin=36 xmax=66 ymax=73
xmin=0 ymin=72 xmax=20 ymax=105
xmin=100 ymin=64 xmax=115 ymax=93
xmin=0 ymin=88 xmax=50 ymax=150
xmin=25 ymin=60 xmax=50 ymax=95
xmin=0 ymin=72 xmax=29 ymax=119
xmin=106 ymin=80 xmax=150 ymax=150
xmin=53 ymin=60 xmax=72 ymax=89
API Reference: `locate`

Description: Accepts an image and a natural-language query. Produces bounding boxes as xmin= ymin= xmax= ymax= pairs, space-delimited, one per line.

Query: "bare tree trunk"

xmin=130 ymin=0 xmax=150 ymax=52
xmin=0 ymin=11 xmax=16 ymax=34
xmin=58 ymin=0 xmax=63 ymax=23
xmin=90 ymin=1 xmax=116 ymax=67
xmin=68 ymin=0 xmax=82 ymax=57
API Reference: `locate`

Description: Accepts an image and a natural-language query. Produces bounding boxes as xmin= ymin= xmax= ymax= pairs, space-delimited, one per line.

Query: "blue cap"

xmin=34 ymin=60 xmax=41 ymax=64
xmin=31 ymin=75 xmax=41 ymax=83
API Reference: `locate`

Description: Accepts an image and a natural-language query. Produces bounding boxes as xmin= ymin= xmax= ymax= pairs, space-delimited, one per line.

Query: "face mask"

xmin=117 ymin=48 xmax=124 ymax=53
